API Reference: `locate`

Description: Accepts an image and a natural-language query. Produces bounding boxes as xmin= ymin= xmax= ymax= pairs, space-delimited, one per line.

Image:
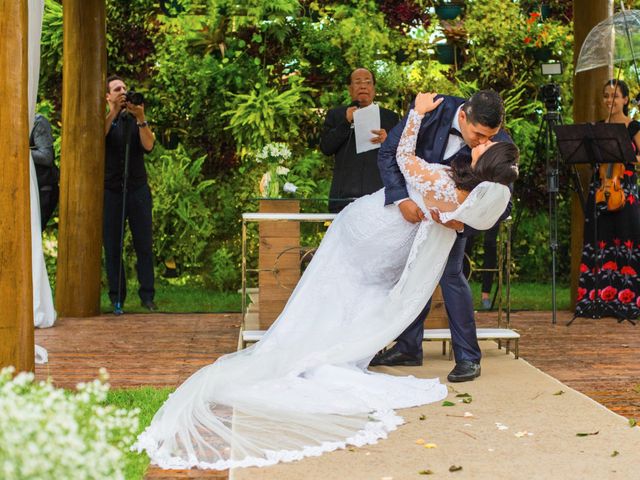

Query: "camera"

xmin=541 ymin=83 xmax=561 ymax=112
xmin=125 ymin=89 xmax=144 ymax=106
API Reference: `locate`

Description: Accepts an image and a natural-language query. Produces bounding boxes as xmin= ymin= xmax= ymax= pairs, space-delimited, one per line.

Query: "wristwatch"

xmin=137 ymin=120 xmax=149 ymax=128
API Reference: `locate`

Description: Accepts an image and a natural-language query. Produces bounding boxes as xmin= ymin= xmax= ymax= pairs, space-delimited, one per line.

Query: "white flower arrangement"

xmin=256 ymin=142 xmax=297 ymax=198
xmin=0 ymin=367 xmax=139 ymax=480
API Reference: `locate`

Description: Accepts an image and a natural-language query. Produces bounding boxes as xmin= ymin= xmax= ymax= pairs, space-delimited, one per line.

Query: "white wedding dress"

xmin=134 ymin=110 xmax=511 ymax=470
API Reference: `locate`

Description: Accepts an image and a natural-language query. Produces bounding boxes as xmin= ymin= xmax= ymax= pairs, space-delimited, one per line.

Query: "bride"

xmin=134 ymin=93 xmax=519 ymax=470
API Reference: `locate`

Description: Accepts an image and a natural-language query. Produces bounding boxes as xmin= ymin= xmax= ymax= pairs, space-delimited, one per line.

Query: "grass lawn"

xmin=107 ymin=387 xmax=173 ymax=480
xmin=100 ymin=279 xmax=242 ymax=314
xmin=100 ymin=279 xmax=568 ymax=314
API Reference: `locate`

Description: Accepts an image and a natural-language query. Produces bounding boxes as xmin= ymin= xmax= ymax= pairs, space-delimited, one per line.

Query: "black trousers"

xmin=39 ymin=185 xmax=59 ymax=231
xmin=103 ymin=183 xmax=155 ymax=305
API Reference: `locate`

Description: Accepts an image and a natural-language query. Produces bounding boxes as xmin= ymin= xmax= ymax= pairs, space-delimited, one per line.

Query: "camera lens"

xmin=126 ymin=91 xmax=144 ymax=106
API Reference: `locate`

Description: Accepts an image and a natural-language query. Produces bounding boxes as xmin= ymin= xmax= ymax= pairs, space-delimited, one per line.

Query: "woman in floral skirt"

xmin=575 ymin=79 xmax=640 ymax=322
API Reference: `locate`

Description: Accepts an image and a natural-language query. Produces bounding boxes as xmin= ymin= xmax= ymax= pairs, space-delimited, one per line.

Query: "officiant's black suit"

xmin=378 ymin=95 xmax=512 ymax=364
xmin=320 ymin=105 xmax=399 ymax=213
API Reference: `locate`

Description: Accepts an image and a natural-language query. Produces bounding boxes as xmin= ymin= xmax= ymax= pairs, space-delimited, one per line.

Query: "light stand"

xmin=534 ymin=89 xmax=563 ymax=325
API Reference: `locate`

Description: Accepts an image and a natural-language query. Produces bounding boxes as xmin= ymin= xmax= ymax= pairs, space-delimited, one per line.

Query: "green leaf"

xmin=442 ymin=401 xmax=455 ymax=407
xmin=575 ymin=431 xmax=599 ymax=437
xmin=553 ymin=390 xmax=565 ymax=396
xmin=462 ymin=397 xmax=472 ymax=404
xmin=629 ymin=419 xmax=637 ymax=427
xmin=455 ymin=393 xmax=471 ymax=398
xmin=418 ymin=469 xmax=434 ymax=475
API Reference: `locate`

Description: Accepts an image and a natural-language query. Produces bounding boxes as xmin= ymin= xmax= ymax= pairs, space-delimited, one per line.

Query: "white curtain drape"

xmin=29 ymin=0 xmax=56 ymax=364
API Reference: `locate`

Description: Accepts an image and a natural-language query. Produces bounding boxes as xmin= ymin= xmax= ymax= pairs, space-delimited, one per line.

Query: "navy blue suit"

xmin=377 ymin=95 xmax=512 ymax=363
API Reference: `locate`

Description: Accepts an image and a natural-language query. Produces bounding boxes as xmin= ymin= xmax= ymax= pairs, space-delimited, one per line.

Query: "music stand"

xmin=554 ymin=123 xmax=637 ymax=325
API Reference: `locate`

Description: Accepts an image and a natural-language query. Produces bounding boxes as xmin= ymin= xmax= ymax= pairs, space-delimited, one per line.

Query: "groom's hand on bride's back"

xmin=398 ymin=199 xmax=425 ymax=223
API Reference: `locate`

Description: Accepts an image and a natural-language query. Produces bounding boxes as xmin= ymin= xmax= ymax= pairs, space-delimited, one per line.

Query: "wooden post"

xmin=0 ymin=0 xmax=34 ymax=371
xmin=570 ymin=0 xmax=613 ymax=308
xmin=56 ymin=0 xmax=106 ymax=317
xmin=258 ymin=200 xmax=300 ymax=330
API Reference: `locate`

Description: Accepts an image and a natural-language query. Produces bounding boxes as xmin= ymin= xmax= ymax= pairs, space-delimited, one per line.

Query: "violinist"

xmin=575 ymin=79 xmax=640 ymax=321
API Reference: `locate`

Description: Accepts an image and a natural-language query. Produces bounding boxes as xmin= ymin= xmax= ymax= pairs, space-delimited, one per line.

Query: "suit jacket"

xmin=377 ymin=95 xmax=513 ymax=237
xmin=320 ymin=104 xmax=399 ymax=213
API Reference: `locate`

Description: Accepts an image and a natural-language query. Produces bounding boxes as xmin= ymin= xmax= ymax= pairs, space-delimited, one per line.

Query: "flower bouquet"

xmin=256 ymin=142 xmax=297 ymax=198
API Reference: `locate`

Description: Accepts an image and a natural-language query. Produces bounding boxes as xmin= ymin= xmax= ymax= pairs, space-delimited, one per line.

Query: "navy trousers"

xmin=103 ymin=183 xmax=155 ymax=305
xmin=394 ymin=235 xmax=481 ymax=363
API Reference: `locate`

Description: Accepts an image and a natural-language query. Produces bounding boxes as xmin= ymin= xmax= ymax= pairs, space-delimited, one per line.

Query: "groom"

xmin=370 ymin=90 xmax=513 ymax=382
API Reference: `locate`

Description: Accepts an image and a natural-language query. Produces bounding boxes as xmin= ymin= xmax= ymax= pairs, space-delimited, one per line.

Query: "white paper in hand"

xmin=353 ymin=103 xmax=381 ymax=154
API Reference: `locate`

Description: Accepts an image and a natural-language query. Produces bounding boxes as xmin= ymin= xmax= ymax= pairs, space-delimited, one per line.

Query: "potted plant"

xmin=433 ymin=1 xmax=464 ymax=20
xmin=521 ymin=11 xmax=569 ymax=62
xmin=435 ymin=18 xmax=467 ymax=67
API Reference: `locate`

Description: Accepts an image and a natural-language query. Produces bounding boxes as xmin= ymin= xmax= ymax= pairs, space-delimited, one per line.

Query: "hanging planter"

xmin=436 ymin=43 xmax=457 ymax=65
xmin=540 ymin=4 xmax=551 ymax=20
xmin=527 ymin=46 xmax=553 ymax=62
xmin=434 ymin=4 xmax=463 ymax=20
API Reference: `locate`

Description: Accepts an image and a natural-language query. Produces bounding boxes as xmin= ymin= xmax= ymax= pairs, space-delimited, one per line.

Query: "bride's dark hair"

xmin=449 ymin=142 xmax=519 ymax=192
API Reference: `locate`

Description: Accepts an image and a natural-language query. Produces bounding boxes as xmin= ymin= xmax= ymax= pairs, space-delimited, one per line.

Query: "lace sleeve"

xmin=396 ymin=109 xmax=457 ymax=205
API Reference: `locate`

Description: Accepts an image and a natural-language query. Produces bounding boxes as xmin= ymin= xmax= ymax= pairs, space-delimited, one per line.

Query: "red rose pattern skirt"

xmin=575 ymin=168 xmax=640 ymax=322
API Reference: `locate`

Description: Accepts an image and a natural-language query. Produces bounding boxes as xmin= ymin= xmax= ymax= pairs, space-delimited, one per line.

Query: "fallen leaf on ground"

xmin=418 ymin=470 xmax=434 ymax=475
xmin=442 ymin=401 xmax=455 ymax=407
xmin=347 ymin=447 xmax=356 ymax=452
xmin=632 ymin=384 xmax=640 ymax=394
xmin=553 ymin=390 xmax=565 ymax=395
xmin=629 ymin=419 xmax=637 ymax=427
xmin=424 ymin=443 xmax=438 ymax=449
xmin=449 ymin=465 xmax=463 ymax=472
xmin=415 ymin=438 xmax=425 ymax=445
xmin=419 ymin=414 xmax=426 ymax=421
xmin=462 ymin=397 xmax=472 ymax=404
xmin=456 ymin=393 xmax=471 ymax=398
xmin=576 ymin=431 xmax=599 ymax=437
xmin=611 ymin=450 xmax=620 ymax=457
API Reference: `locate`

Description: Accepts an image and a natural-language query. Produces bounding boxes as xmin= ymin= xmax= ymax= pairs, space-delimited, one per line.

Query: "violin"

xmin=595 ymin=162 xmax=626 ymax=212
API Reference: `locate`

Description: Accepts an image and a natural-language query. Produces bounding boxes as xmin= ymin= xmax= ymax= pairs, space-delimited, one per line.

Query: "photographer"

xmin=104 ymin=74 xmax=157 ymax=312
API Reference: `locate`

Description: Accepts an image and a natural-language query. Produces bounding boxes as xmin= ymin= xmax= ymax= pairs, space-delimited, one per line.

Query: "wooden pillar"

xmin=570 ymin=0 xmax=613 ymax=307
xmin=56 ymin=0 xmax=106 ymax=317
xmin=0 ymin=0 xmax=34 ymax=371
xmin=257 ymin=200 xmax=300 ymax=330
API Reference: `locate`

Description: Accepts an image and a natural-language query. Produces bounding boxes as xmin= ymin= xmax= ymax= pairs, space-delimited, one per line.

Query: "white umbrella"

xmin=575 ymin=8 xmax=640 ymax=79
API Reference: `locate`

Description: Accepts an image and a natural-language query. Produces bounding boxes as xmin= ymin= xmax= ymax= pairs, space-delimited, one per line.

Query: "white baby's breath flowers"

xmin=255 ymin=142 xmax=291 ymax=164
xmin=283 ymin=182 xmax=298 ymax=193
xmin=0 ymin=367 xmax=139 ymax=480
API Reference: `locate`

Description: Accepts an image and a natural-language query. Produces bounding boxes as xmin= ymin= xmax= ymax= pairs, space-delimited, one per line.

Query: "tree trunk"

xmin=0 ymin=0 xmax=34 ymax=371
xmin=56 ymin=0 xmax=106 ymax=317
xmin=570 ymin=0 xmax=613 ymax=309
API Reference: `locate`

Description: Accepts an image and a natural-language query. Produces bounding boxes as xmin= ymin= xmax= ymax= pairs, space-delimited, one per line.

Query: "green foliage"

xmin=205 ymin=245 xmax=239 ymax=292
xmin=37 ymin=0 xmax=583 ymax=286
xmin=146 ymin=145 xmax=215 ymax=270
xmin=223 ymin=77 xmax=313 ymax=156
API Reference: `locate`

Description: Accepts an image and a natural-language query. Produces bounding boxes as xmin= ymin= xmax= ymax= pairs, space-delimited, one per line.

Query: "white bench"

xmin=423 ymin=328 xmax=520 ymax=359
xmin=240 ymin=327 xmax=520 ymax=358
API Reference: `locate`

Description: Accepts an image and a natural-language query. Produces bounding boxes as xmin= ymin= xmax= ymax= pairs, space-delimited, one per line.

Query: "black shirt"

xmin=105 ymin=113 xmax=150 ymax=192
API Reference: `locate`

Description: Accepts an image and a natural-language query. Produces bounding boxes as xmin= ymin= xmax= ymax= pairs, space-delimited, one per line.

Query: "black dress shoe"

xmin=369 ymin=349 xmax=423 ymax=367
xmin=447 ymin=361 xmax=481 ymax=383
xmin=141 ymin=300 xmax=158 ymax=311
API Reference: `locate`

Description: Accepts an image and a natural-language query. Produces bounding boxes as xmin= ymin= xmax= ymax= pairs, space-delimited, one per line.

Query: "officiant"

xmin=320 ymin=68 xmax=399 ymax=213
